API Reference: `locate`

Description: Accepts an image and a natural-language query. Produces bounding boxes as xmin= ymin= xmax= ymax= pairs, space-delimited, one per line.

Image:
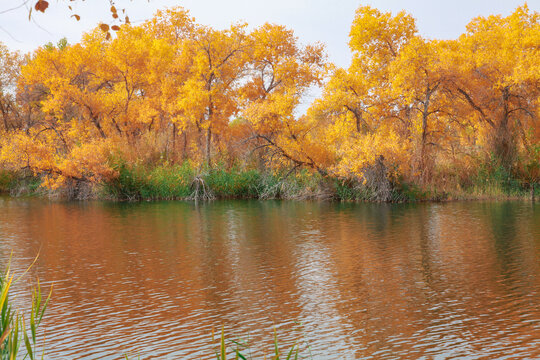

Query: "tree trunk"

xmin=355 ymin=110 xmax=362 ymax=132
xmin=172 ymin=122 xmax=176 ymax=148
xmin=205 ymin=127 xmax=212 ymax=166
xmin=492 ymin=121 xmax=514 ymax=169
xmin=363 ymin=155 xmax=392 ymax=202
xmin=492 ymin=87 xmax=515 ymax=169
xmin=93 ymin=119 xmax=106 ymax=138
xmin=419 ymin=93 xmax=430 ymax=184
xmin=171 ymin=123 xmax=177 ymax=163
xmin=420 ymin=108 xmax=428 ymax=177
xmin=2 ymin=114 xmax=8 ymax=132
xmin=0 ymin=102 xmax=9 ymax=132
xmin=182 ymin=132 xmax=188 ymax=160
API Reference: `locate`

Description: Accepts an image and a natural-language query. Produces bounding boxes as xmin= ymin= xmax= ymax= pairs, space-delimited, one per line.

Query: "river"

xmin=0 ymin=197 xmax=539 ymax=359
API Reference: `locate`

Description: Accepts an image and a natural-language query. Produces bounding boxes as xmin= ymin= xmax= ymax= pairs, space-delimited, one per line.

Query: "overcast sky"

xmin=1 ymin=0 xmax=538 ymax=68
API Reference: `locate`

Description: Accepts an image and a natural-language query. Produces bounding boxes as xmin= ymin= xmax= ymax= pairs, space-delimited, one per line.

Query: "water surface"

xmin=1 ymin=197 xmax=539 ymax=359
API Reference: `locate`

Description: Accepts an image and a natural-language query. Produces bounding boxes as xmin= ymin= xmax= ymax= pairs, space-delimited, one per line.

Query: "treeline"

xmin=0 ymin=5 xmax=538 ymax=200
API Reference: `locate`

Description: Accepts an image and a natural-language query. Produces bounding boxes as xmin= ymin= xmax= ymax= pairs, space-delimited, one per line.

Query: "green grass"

xmin=333 ymin=177 xmax=434 ymax=202
xmin=470 ymin=162 xmax=526 ymax=197
xmin=0 ymin=170 xmax=16 ymax=193
xmin=436 ymin=158 xmax=538 ymax=200
xmin=333 ymin=178 xmax=375 ymax=201
xmin=103 ymin=161 xmax=195 ymax=200
xmin=0 ymin=170 xmax=42 ymax=196
xmin=204 ymin=167 xmax=263 ymax=198
xmin=2 ymin=156 xmax=538 ymax=202
xmin=102 ymin=161 xmax=333 ymax=201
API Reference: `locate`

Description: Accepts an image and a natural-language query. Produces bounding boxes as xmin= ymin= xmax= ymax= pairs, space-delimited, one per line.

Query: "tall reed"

xmin=212 ymin=327 xmax=302 ymax=360
xmin=0 ymin=260 xmax=51 ymax=360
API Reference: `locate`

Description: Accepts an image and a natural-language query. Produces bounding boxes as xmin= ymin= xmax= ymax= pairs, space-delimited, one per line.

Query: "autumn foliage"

xmin=0 ymin=5 xmax=538 ymax=200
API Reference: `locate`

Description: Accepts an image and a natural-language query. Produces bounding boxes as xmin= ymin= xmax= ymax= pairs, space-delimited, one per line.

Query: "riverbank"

xmin=1 ymin=164 xmax=537 ymax=202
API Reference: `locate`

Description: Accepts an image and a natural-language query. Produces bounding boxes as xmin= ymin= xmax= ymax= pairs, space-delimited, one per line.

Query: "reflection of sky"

xmin=293 ymin=226 xmax=356 ymax=358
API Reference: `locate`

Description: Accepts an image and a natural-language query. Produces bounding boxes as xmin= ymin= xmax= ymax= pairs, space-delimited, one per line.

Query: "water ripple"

xmin=0 ymin=198 xmax=538 ymax=359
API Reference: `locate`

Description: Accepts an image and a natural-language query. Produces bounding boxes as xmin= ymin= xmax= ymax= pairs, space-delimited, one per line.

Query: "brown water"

xmin=0 ymin=197 xmax=539 ymax=359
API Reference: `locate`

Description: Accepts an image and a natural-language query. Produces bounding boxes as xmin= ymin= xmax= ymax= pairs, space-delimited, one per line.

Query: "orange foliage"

xmin=0 ymin=4 xmax=538 ymax=193
xmin=312 ymin=4 xmax=538 ymax=185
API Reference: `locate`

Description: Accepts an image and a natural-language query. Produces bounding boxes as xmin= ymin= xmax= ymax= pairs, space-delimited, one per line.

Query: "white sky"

xmin=1 ymin=0 xmax=538 ymax=69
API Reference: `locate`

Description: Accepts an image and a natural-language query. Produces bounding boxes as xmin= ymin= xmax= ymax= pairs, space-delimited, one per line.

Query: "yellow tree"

xmin=141 ymin=8 xmax=196 ymax=160
xmin=321 ymin=5 xmax=417 ymax=134
xmin=102 ymin=25 xmax=175 ymax=139
xmin=389 ymin=37 xmax=455 ymax=182
xmin=20 ymin=24 xmax=175 ymax=139
xmin=174 ymin=23 xmax=250 ymax=165
xmin=10 ymin=28 xmax=165 ymax=187
xmin=451 ymin=4 xmax=539 ymax=169
xmin=241 ymin=23 xmax=330 ymax=173
xmin=311 ymin=6 xmax=417 ymax=180
xmin=21 ymin=32 xmax=114 ymax=139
